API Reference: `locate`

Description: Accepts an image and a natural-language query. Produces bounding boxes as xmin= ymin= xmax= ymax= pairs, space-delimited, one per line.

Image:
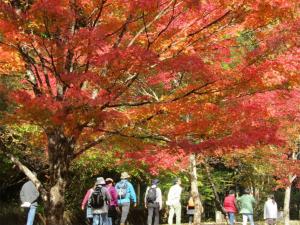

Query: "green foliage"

xmin=237 ymin=30 xmax=259 ymax=51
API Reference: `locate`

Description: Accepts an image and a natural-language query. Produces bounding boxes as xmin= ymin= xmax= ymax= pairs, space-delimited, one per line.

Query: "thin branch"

xmin=113 ymin=14 xmax=133 ymax=48
xmin=91 ymin=0 xmax=106 ymax=27
xmin=171 ymin=80 xmax=217 ymax=102
xmin=158 ymin=4 xmax=225 ymax=56
xmin=150 ymin=1 xmax=180 ymax=49
xmin=203 ymin=160 xmax=227 ymax=217
xmin=108 ymin=80 xmax=216 ymax=108
xmin=0 ymin=139 xmax=47 ymax=202
xmin=127 ymin=0 xmax=178 ymax=47
xmin=72 ymin=134 xmax=109 ymax=159
xmin=142 ymin=11 xmax=152 ymax=49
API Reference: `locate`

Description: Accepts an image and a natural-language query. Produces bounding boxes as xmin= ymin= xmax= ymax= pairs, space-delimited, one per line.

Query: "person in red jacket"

xmin=223 ymin=190 xmax=238 ymax=225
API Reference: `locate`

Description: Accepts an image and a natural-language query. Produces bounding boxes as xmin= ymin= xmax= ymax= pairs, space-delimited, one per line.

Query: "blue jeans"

xmin=93 ymin=213 xmax=108 ymax=225
xmin=242 ymin=213 xmax=254 ymax=225
xmin=228 ymin=212 xmax=235 ymax=225
xmin=107 ymin=217 xmax=111 ymax=225
xmin=26 ymin=205 xmax=37 ymax=225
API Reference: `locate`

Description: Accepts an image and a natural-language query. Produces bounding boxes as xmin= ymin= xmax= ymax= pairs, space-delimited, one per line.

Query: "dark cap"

xmin=152 ymin=179 xmax=159 ymax=185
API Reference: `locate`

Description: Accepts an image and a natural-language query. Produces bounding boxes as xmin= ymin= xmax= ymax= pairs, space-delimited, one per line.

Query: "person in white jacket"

xmin=264 ymin=194 xmax=278 ymax=225
xmin=166 ymin=178 xmax=182 ymax=225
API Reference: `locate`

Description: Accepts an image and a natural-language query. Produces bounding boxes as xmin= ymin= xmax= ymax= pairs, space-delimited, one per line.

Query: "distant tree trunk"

xmin=284 ymin=184 xmax=291 ymax=225
xmin=284 ymin=175 xmax=296 ymax=225
xmin=190 ymin=153 xmax=203 ymax=225
xmin=44 ymin=129 xmax=75 ymax=225
xmin=137 ymin=182 xmax=141 ymax=206
xmin=283 ymin=148 xmax=298 ymax=225
xmin=203 ymin=162 xmax=227 ymax=216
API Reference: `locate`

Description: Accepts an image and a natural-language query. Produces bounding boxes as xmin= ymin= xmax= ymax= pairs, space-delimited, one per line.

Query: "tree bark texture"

xmin=45 ymin=129 xmax=75 ymax=225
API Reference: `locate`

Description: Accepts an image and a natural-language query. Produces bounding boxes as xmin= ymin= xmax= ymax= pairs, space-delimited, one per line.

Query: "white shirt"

xmin=166 ymin=184 xmax=182 ymax=206
xmin=264 ymin=199 xmax=278 ymax=219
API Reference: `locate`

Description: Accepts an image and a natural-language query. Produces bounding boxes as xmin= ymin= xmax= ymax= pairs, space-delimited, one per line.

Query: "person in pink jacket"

xmin=106 ymin=178 xmax=119 ymax=225
xmin=82 ymin=185 xmax=95 ymax=224
xmin=223 ymin=190 xmax=238 ymax=225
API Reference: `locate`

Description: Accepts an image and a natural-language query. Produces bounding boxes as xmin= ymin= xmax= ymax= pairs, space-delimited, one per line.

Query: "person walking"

xmin=144 ymin=179 xmax=162 ymax=225
xmin=237 ymin=188 xmax=256 ymax=225
xmin=264 ymin=194 xmax=278 ymax=225
xmin=20 ymin=176 xmax=40 ymax=225
xmin=115 ymin=172 xmax=137 ymax=225
xmin=82 ymin=184 xmax=95 ymax=224
xmin=166 ymin=178 xmax=182 ymax=225
xmin=223 ymin=190 xmax=238 ymax=225
xmin=186 ymin=194 xmax=195 ymax=225
xmin=106 ymin=178 xmax=119 ymax=225
xmin=88 ymin=177 xmax=111 ymax=225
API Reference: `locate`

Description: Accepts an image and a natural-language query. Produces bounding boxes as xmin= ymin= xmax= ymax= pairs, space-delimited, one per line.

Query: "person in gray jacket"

xmin=20 ymin=177 xmax=39 ymax=225
xmin=144 ymin=179 xmax=162 ymax=225
xmin=88 ymin=177 xmax=111 ymax=225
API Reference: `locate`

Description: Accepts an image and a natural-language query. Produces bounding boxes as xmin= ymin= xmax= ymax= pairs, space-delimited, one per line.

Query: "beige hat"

xmin=95 ymin=177 xmax=105 ymax=185
xmin=120 ymin=172 xmax=130 ymax=179
xmin=105 ymin=178 xmax=114 ymax=183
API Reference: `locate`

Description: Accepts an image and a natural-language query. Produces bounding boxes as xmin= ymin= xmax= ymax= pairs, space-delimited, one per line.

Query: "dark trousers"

xmin=147 ymin=205 xmax=159 ymax=225
xmin=108 ymin=206 xmax=118 ymax=225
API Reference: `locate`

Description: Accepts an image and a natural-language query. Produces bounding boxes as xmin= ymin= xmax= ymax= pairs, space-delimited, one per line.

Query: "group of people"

xmin=224 ymin=188 xmax=278 ymax=225
xmin=81 ymin=172 xmax=137 ymax=225
xmin=81 ymin=174 xmax=183 ymax=225
xmin=18 ymin=172 xmax=279 ymax=225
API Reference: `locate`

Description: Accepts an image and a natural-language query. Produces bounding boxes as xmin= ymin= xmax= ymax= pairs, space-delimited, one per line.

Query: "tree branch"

xmin=127 ymin=0 xmax=178 ymax=47
xmin=72 ymin=134 xmax=109 ymax=159
xmin=0 ymin=139 xmax=47 ymax=202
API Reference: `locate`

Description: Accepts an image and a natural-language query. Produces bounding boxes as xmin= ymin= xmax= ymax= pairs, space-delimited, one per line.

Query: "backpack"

xmin=90 ymin=186 xmax=105 ymax=208
xmin=188 ymin=196 xmax=195 ymax=207
xmin=117 ymin=181 xmax=128 ymax=199
xmin=146 ymin=187 xmax=157 ymax=203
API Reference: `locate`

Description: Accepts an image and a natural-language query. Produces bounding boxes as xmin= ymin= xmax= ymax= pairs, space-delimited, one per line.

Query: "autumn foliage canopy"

xmin=0 ymin=0 xmax=299 ymax=174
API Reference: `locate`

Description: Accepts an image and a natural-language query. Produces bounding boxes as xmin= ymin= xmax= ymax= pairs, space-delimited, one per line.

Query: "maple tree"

xmin=0 ymin=0 xmax=300 ymax=225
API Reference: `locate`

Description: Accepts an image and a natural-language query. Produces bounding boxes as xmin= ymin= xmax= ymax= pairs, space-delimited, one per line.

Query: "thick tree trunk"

xmin=190 ymin=153 xmax=203 ymax=225
xmin=45 ymin=176 xmax=67 ymax=225
xmin=45 ymin=129 xmax=75 ymax=225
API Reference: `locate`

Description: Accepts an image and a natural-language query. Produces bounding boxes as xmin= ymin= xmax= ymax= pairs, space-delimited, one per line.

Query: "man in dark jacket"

xmin=20 ymin=176 xmax=39 ymax=225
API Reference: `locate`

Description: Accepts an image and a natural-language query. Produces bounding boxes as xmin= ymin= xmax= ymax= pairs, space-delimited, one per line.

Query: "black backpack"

xmin=117 ymin=181 xmax=128 ymax=199
xmin=146 ymin=187 xmax=157 ymax=203
xmin=90 ymin=186 xmax=105 ymax=208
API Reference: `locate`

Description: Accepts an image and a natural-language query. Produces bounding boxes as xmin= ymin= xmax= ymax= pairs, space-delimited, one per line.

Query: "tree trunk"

xmin=190 ymin=153 xmax=203 ymax=225
xmin=283 ymin=174 xmax=296 ymax=225
xmin=284 ymin=184 xmax=291 ymax=225
xmin=45 ymin=129 xmax=75 ymax=225
xmin=283 ymin=150 xmax=298 ymax=225
xmin=137 ymin=182 xmax=141 ymax=206
xmin=203 ymin=162 xmax=227 ymax=216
